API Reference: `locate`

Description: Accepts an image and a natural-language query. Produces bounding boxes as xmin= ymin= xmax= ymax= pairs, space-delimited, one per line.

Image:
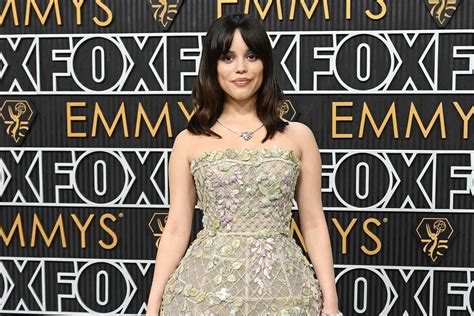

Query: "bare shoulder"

xmin=284 ymin=121 xmax=319 ymax=154
xmin=171 ymin=129 xmax=195 ymax=162
xmin=175 ymin=128 xmax=195 ymax=142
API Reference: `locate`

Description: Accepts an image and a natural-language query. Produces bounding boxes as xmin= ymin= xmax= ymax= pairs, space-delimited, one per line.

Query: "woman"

xmin=146 ymin=14 xmax=341 ymax=315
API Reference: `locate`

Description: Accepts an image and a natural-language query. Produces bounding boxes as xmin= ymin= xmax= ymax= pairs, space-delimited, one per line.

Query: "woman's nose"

xmin=235 ymin=57 xmax=247 ymax=73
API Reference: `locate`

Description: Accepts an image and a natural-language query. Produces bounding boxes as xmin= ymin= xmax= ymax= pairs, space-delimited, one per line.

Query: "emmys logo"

xmin=149 ymin=212 xmax=168 ymax=247
xmin=278 ymin=100 xmax=296 ymax=121
xmin=423 ymin=0 xmax=462 ymax=28
xmin=416 ymin=218 xmax=453 ymax=263
xmin=147 ymin=0 xmax=184 ymax=31
xmin=0 ymin=99 xmax=35 ymax=144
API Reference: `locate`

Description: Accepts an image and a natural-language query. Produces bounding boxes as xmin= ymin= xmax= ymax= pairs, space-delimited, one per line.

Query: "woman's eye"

xmin=248 ymin=53 xmax=258 ymax=61
xmin=220 ymin=53 xmax=257 ymax=62
xmin=222 ymin=54 xmax=232 ymax=61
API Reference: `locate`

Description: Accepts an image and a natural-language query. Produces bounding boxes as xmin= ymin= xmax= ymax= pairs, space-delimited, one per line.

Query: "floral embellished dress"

xmin=160 ymin=147 xmax=324 ymax=315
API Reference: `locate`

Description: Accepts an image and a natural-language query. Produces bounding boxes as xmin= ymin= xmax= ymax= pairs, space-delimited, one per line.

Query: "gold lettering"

xmin=217 ymin=0 xmax=239 ymax=18
xmin=452 ymin=101 xmax=474 ymax=139
xmin=333 ymin=218 xmax=357 ymax=254
xmin=134 ymin=102 xmax=172 ymax=137
xmin=244 ymin=0 xmax=283 ymax=20
xmin=25 ymin=0 xmax=62 ymax=26
xmin=178 ymin=101 xmax=195 ymax=121
xmin=66 ymin=102 xmax=87 ymax=137
xmin=31 ymin=213 xmax=67 ymax=248
xmin=71 ymin=0 xmax=85 ymax=25
xmin=406 ymin=102 xmax=446 ymax=139
xmin=99 ymin=213 xmax=118 ymax=250
xmin=359 ymin=101 xmax=399 ymax=138
xmin=290 ymin=0 xmax=330 ymax=20
xmin=332 ymin=101 xmax=353 ymax=138
xmin=0 ymin=0 xmax=19 ymax=26
xmin=92 ymin=102 xmax=129 ymax=137
xmin=365 ymin=0 xmax=387 ymax=20
xmin=361 ymin=218 xmax=382 ymax=255
xmin=345 ymin=0 xmax=351 ymax=19
xmin=71 ymin=213 xmax=95 ymax=249
xmin=94 ymin=0 xmax=113 ymax=27
xmin=0 ymin=213 xmax=25 ymax=247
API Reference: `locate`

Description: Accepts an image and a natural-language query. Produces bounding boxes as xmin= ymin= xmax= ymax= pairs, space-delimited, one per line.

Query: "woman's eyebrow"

xmin=226 ymin=49 xmax=253 ymax=53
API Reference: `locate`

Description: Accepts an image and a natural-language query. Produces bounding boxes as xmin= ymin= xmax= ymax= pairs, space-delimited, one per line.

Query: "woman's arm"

xmin=293 ymin=123 xmax=340 ymax=314
xmin=146 ymin=131 xmax=197 ymax=316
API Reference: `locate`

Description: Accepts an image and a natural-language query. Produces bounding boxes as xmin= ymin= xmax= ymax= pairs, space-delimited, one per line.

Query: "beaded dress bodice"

xmin=160 ymin=146 xmax=324 ymax=315
xmin=190 ymin=147 xmax=301 ymax=237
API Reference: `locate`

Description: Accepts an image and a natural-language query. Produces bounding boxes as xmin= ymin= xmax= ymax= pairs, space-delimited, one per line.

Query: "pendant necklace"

xmin=216 ymin=119 xmax=264 ymax=141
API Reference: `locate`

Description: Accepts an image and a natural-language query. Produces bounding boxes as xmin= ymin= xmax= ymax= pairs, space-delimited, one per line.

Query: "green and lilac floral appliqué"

xmin=160 ymin=147 xmax=323 ymax=315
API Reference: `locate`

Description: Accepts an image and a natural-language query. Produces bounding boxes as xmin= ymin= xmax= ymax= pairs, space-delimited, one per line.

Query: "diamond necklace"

xmin=216 ymin=119 xmax=264 ymax=141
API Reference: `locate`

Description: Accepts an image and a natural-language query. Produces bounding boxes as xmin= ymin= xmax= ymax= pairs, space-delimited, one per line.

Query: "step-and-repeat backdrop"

xmin=0 ymin=0 xmax=472 ymax=315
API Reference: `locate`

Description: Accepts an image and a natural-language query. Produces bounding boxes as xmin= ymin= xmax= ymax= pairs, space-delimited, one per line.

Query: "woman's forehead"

xmin=225 ymin=48 xmax=253 ymax=53
xmin=224 ymin=32 xmax=253 ymax=52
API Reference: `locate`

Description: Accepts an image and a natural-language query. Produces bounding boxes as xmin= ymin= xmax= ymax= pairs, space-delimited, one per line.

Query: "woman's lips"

xmin=232 ymin=79 xmax=251 ymax=86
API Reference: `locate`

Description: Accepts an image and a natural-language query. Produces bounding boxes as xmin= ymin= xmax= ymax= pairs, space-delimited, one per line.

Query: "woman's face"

xmin=216 ymin=28 xmax=264 ymax=104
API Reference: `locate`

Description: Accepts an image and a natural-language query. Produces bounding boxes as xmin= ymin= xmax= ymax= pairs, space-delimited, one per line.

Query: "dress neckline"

xmin=189 ymin=145 xmax=301 ymax=166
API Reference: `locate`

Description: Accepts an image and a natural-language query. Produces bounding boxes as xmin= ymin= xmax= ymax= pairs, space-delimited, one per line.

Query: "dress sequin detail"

xmin=160 ymin=146 xmax=324 ymax=315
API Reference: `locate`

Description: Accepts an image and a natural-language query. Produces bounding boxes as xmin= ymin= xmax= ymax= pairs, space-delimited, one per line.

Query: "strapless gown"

xmin=160 ymin=147 xmax=324 ymax=315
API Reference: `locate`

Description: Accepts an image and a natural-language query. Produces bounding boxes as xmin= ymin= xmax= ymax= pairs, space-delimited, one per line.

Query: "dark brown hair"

xmin=185 ymin=13 xmax=288 ymax=143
